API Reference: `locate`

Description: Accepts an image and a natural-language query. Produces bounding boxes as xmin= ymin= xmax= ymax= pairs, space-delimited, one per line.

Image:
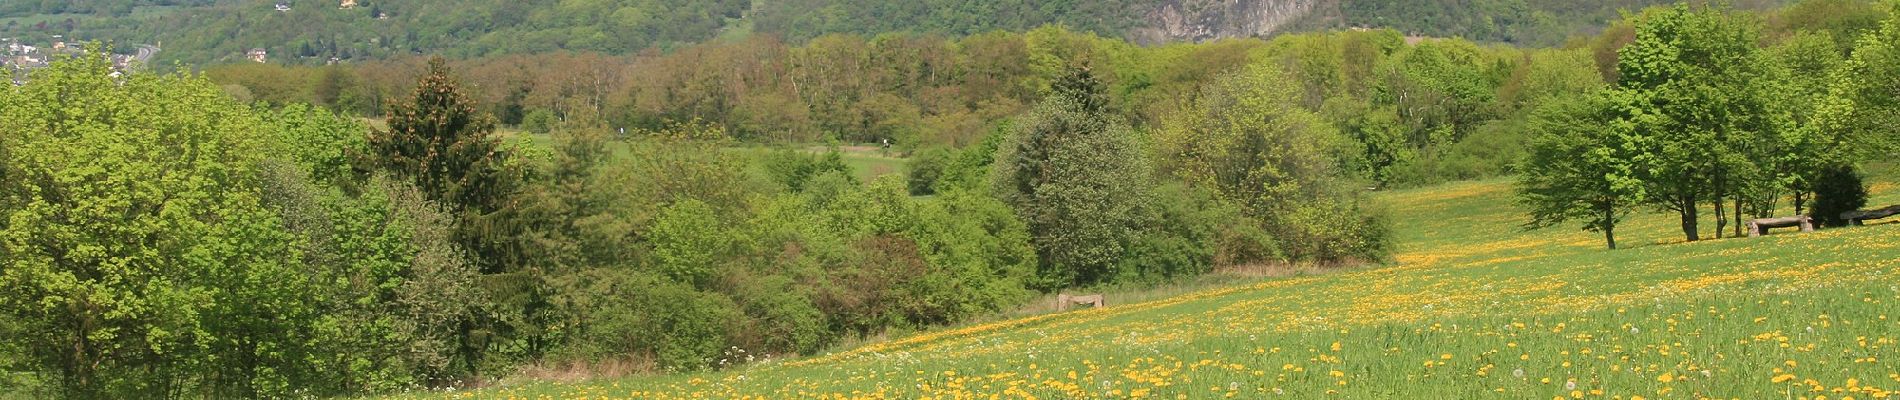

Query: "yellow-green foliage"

xmin=392 ymin=164 xmax=1899 ymax=399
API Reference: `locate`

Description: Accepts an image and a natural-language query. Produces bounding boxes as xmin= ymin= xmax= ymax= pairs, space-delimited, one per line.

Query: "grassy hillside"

xmin=385 ymin=164 xmax=1900 ymax=399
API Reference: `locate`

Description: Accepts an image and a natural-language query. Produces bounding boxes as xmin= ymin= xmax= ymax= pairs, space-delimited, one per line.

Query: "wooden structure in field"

xmin=1748 ymin=216 xmax=1814 ymax=237
xmin=1842 ymin=205 xmax=1900 ymax=226
xmin=1056 ymin=294 xmax=1105 ymax=311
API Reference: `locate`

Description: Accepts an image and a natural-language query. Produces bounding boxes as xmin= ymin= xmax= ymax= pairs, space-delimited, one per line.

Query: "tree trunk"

xmin=1732 ymin=197 xmax=1745 ymax=238
xmin=1679 ymin=197 xmax=1700 ymax=242
xmin=1713 ymin=171 xmax=1726 ymax=238
xmin=1602 ymin=205 xmax=1618 ymax=250
xmin=1713 ymin=196 xmax=1727 ymax=239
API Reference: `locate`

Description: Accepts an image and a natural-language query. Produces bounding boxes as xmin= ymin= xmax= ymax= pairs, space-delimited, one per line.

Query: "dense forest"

xmin=2 ymin=0 xmax=1898 ymax=398
xmin=0 ymin=0 xmax=1795 ymax=66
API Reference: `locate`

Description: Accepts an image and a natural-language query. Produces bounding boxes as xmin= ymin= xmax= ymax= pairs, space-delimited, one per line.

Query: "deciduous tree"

xmin=1517 ymin=91 xmax=1651 ymax=249
xmin=994 ymin=67 xmax=1150 ymax=289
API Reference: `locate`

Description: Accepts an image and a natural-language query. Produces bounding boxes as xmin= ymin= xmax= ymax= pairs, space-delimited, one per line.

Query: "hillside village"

xmin=2 ymin=36 xmax=152 ymax=84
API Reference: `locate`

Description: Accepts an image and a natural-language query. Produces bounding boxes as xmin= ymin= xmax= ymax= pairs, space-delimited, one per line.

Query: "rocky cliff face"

xmin=1130 ymin=0 xmax=1324 ymax=44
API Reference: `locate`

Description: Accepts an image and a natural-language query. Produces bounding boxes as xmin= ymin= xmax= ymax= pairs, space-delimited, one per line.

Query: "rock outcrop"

xmin=1131 ymin=0 xmax=1324 ymax=44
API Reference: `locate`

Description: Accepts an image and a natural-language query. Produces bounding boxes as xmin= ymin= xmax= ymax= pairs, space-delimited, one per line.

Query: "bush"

xmin=903 ymin=189 xmax=1037 ymax=318
xmin=649 ymin=199 xmax=729 ymax=287
xmin=522 ymin=109 xmax=558 ymax=134
xmin=1385 ymin=118 xmax=1528 ymax=188
xmin=763 ymin=147 xmax=854 ymax=192
xmin=1115 ymin=184 xmax=1227 ymax=283
xmin=907 ymin=147 xmax=952 ymax=195
xmin=556 ymin=270 xmax=741 ymax=372
xmin=1810 ymin=164 xmax=1868 ymax=227
xmin=728 ymin=275 xmax=832 ymax=356
xmin=932 ymin=126 xmax=1009 ymax=193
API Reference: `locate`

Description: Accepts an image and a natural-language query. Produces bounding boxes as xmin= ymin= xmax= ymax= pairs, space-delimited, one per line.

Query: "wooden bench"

xmin=1055 ymin=294 xmax=1105 ymax=311
xmin=1842 ymin=205 xmax=1900 ymax=226
xmin=1747 ymin=216 xmax=1814 ymax=237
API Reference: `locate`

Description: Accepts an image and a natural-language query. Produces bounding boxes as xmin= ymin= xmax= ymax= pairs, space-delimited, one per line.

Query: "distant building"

xmin=247 ymin=48 xmax=268 ymax=63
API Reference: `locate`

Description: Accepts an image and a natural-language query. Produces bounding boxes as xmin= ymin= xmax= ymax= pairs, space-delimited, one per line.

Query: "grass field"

xmin=391 ymin=165 xmax=1900 ymax=400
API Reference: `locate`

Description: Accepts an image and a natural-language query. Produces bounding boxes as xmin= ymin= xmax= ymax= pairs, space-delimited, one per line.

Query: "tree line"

xmin=1518 ymin=3 xmax=1900 ymax=249
xmin=0 ymin=39 xmax=1386 ymax=397
xmin=206 ymin=24 xmax=1596 ymax=188
xmin=202 ymin=0 xmax=1892 ymax=190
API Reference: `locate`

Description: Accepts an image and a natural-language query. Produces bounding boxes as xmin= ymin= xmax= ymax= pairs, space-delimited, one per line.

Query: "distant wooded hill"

xmin=0 ymin=0 xmax=1796 ymax=65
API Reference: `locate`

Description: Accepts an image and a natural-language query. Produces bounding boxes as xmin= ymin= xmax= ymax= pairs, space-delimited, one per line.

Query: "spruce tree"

xmin=360 ymin=57 xmax=540 ymax=377
xmin=363 ymin=57 xmax=509 ymax=214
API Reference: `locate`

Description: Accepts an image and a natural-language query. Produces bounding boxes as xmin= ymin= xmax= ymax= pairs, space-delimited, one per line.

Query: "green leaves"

xmin=995 ymin=66 xmax=1152 ymax=289
xmin=1155 ymin=63 xmax=1386 ymax=263
xmin=0 ymin=50 xmax=314 ymax=397
xmin=650 ymin=199 xmax=727 ymax=286
xmin=1516 ymin=90 xmax=1648 ymax=249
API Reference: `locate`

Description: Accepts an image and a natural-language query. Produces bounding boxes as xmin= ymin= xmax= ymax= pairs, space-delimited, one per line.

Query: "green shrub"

xmin=764 ymin=147 xmax=854 ymax=192
xmin=1810 ymin=164 xmax=1869 ymax=227
xmin=649 ymin=199 xmax=729 ymax=287
xmin=556 ymin=271 xmax=740 ymax=372
xmin=522 ymin=109 xmax=558 ymax=134
xmin=729 ymin=275 xmax=833 ymax=356
xmin=1385 ymin=119 xmax=1528 ymax=187
xmin=903 ymin=189 xmax=1037 ymax=319
xmin=1115 ymin=184 xmax=1225 ymax=283
xmin=907 ymin=147 xmax=953 ymax=195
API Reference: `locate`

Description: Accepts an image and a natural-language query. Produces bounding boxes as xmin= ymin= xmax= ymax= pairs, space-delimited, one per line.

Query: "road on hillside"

xmin=132 ymin=44 xmax=160 ymax=64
